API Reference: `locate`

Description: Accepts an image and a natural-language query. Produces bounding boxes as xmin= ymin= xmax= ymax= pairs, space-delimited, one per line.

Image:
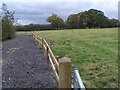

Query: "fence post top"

xmin=59 ymin=57 xmax=71 ymax=63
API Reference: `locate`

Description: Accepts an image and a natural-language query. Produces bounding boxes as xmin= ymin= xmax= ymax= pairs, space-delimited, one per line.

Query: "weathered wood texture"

xmin=59 ymin=57 xmax=72 ymax=88
xmin=32 ymin=33 xmax=72 ymax=88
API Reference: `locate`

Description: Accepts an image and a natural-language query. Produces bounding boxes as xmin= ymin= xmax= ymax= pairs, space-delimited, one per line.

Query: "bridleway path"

xmin=2 ymin=35 xmax=55 ymax=88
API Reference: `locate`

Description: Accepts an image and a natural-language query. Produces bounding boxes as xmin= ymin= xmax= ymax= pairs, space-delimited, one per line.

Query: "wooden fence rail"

xmin=32 ymin=33 xmax=72 ymax=88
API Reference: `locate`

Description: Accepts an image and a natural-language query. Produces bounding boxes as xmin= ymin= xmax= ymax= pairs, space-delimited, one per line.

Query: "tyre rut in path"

xmin=2 ymin=35 xmax=55 ymax=88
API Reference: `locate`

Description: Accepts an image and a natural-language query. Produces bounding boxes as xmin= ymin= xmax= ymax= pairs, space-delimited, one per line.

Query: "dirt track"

xmin=2 ymin=35 xmax=55 ymax=88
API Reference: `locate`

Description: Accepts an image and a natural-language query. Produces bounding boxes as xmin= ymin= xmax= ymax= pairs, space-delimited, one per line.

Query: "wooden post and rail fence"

xmin=32 ymin=32 xmax=85 ymax=89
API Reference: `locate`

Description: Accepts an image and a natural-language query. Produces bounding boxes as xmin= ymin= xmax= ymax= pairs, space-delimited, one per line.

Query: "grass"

xmin=17 ymin=28 xmax=118 ymax=88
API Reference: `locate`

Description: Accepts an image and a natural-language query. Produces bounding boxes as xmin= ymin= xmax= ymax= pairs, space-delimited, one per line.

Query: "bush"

xmin=2 ymin=20 xmax=15 ymax=41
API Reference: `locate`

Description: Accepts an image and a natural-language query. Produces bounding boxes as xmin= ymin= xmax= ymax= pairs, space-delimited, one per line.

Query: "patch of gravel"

xmin=2 ymin=35 xmax=55 ymax=88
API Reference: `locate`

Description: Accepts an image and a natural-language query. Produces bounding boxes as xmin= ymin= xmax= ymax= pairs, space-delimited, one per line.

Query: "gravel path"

xmin=2 ymin=35 xmax=55 ymax=88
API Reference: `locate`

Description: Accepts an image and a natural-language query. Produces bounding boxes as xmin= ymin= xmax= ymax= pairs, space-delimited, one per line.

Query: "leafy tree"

xmin=66 ymin=14 xmax=79 ymax=29
xmin=1 ymin=3 xmax=16 ymax=40
xmin=1 ymin=3 xmax=17 ymax=24
xmin=66 ymin=9 xmax=119 ymax=29
xmin=78 ymin=12 xmax=89 ymax=28
xmin=47 ymin=14 xmax=64 ymax=29
xmin=108 ymin=19 xmax=120 ymax=27
xmin=78 ymin=9 xmax=109 ymax=28
xmin=88 ymin=9 xmax=108 ymax=28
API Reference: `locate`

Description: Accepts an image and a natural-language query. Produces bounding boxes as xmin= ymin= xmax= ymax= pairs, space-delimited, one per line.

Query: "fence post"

xmin=58 ymin=57 xmax=71 ymax=88
xmin=55 ymin=56 xmax=59 ymax=61
xmin=38 ymin=41 xmax=41 ymax=48
xmin=42 ymin=38 xmax=43 ymax=48
xmin=32 ymin=34 xmax=34 ymax=41
xmin=34 ymin=35 xmax=35 ymax=42
xmin=46 ymin=46 xmax=50 ymax=69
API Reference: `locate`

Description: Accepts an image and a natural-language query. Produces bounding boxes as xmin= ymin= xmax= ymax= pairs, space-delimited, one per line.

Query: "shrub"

xmin=2 ymin=20 xmax=15 ymax=41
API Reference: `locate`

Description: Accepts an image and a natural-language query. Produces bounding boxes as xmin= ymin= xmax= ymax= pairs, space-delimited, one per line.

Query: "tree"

xmin=1 ymin=3 xmax=16 ymax=40
xmin=78 ymin=9 xmax=109 ymax=28
xmin=47 ymin=14 xmax=64 ymax=29
xmin=66 ymin=14 xmax=79 ymax=29
xmin=65 ymin=9 xmax=120 ymax=29
xmin=78 ymin=12 xmax=89 ymax=28
xmin=1 ymin=3 xmax=17 ymax=24
xmin=108 ymin=19 xmax=120 ymax=27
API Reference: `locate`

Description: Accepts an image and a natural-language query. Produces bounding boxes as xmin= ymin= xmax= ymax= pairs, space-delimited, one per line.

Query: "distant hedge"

xmin=2 ymin=20 xmax=15 ymax=41
xmin=16 ymin=24 xmax=54 ymax=31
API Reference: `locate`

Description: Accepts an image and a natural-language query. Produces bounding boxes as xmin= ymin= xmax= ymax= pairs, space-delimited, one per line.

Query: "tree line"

xmin=65 ymin=9 xmax=120 ymax=29
xmin=16 ymin=9 xmax=120 ymax=31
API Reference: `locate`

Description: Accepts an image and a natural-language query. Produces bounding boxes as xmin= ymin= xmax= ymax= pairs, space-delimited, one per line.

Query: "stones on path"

xmin=2 ymin=35 xmax=55 ymax=88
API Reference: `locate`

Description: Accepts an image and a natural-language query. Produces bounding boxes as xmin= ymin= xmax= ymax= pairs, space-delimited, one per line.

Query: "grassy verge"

xmin=17 ymin=31 xmax=32 ymax=35
xmin=17 ymin=28 xmax=118 ymax=88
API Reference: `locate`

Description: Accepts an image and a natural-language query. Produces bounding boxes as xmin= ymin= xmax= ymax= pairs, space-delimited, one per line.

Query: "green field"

xmin=17 ymin=28 xmax=118 ymax=88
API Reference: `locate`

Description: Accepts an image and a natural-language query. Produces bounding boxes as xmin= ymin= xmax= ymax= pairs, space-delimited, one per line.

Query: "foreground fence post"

xmin=32 ymin=33 xmax=34 ymax=41
xmin=58 ymin=57 xmax=71 ymax=88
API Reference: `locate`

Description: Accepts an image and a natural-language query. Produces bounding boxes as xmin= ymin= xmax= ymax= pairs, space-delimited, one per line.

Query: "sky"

xmin=0 ymin=0 xmax=120 ymax=25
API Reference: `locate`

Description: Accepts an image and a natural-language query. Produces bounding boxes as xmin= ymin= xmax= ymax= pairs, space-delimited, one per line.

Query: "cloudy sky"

xmin=0 ymin=0 xmax=119 ymax=25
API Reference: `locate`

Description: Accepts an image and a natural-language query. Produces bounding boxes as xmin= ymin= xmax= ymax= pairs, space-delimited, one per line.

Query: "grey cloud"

xmin=118 ymin=1 xmax=120 ymax=21
xmin=3 ymin=1 xmax=118 ymax=25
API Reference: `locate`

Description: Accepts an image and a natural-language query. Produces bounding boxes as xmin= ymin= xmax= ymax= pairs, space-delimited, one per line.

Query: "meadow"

xmin=17 ymin=28 xmax=118 ymax=88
